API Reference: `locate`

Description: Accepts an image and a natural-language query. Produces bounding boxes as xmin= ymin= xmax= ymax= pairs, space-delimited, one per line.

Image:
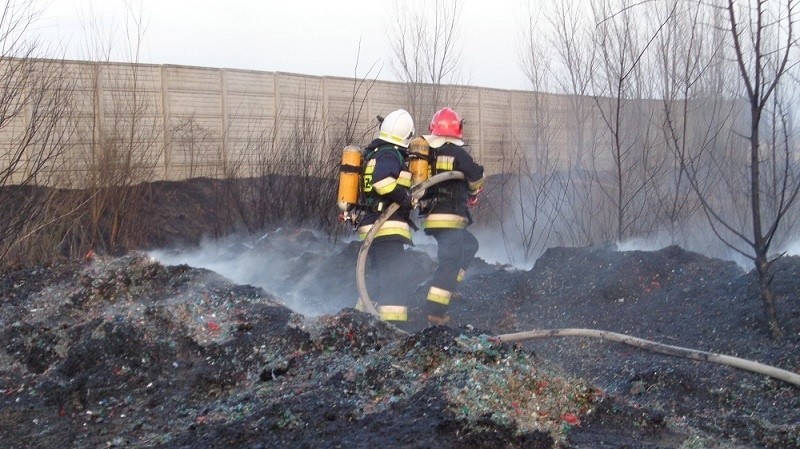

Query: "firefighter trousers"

xmin=426 ymin=228 xmax=479 ymax=311
xmin=366 ymin=238 xmax=413 ymax=310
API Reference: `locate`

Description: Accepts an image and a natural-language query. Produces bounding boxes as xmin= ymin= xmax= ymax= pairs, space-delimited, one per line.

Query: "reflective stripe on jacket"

xmin=357 ymin=219 xmax=413 ymax=241
xmin=366 ymin=159 xmax=412 ymax=195
xmin=422 ymin=213 xmax=468 ymax=230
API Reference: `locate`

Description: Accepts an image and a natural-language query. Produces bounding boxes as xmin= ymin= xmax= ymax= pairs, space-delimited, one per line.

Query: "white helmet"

xmin=378 ymin=109 xmax=415 ymax=147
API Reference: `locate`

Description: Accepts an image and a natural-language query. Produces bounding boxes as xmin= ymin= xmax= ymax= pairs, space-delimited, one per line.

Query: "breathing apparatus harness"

xmin=337 ymin=142 xmax=415 ymax=229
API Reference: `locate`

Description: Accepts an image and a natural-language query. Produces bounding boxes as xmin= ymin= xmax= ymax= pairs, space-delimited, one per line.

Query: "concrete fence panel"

xmin=1 ymin=58 xmax=640 ymax=187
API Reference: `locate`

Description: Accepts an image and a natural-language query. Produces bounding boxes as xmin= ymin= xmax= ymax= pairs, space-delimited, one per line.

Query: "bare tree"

xmin=657 ymin=0 xmax=800 ymax=338
xmin=654 ymin=0 xmax=707 ymax=244
xmin=695 ymin=0 xmax=799 ymax=338
xmin=388 ymin=0 xmax=464 ymax=123
xmin=495 ymin=4 xmax=569 ymax=263
xmin=331 ymin=41 xmax=381 ymax=150
xmin=589 ymin=0 xmax=677 ymax=242
xmin=541 ymin=0 xmax=617 ymax=247
xmin=517 ymin=0 xmax=798 ymax=340
xmin=74 ymin=1 xmax=164 ymax=254
xmin=225 ymin=117 xmax=282 ymax=234
xmin=0 ymin=1 xmax=75 ymax=265
xmin=547 ymin=0 xmax=598 ymax=172
xmin=224 ymin=93 xmax=342 ymax=236
xmin=171 ymin=114 xmax=215 ymax=179
xmin=194 ymin=37 xmax=379 ymax=239
xmin=654 ymin=0 xmax=747 ymax=254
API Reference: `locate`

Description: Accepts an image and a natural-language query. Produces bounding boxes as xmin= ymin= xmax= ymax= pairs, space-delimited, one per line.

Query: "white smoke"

xmin=147 ymin=225 xmax=530 ymax=318
xmin=149 ymin=229 xmax=356 ymax=317
xmin=148 ymin=220 xmax=786 ymax=319
xmin=616 ymin=234 xmax=671 ymax=252
xmin=783 ymin=239 xmax=800 ymax=257
xmin=471 ymin=227 xmax=536 ymax=270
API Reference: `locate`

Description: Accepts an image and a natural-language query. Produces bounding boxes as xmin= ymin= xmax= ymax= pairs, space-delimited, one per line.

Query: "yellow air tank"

xmin=408 ymin=136 xmax=430 ymax=185
xmin=337 ymin=145 xmax=362 ymax=212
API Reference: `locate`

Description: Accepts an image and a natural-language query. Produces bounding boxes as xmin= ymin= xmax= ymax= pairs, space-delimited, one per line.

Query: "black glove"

xmin=398 ymin=190 xmax=414 ymax=209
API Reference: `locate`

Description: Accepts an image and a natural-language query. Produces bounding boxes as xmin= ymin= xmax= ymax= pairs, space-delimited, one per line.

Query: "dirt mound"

xmin=451 ymin=244 xmax=799 ymax=448
xmin=0 ymin=254 xmax=596 ymax=448
xmin=1 ymin=239 xmax=798 ymax=448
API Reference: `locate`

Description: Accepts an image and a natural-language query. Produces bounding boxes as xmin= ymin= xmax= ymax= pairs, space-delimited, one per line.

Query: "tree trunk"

xmin=755 ymin=254 xmax=782 ymax=339
xmin=750 ymin=104 xmax=782 ymax=339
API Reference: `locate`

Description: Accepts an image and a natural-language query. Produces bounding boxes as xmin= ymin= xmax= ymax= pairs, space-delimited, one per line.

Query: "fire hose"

xmin=354 ymin=172 xmax=800 ymax=387
xmin=496 ymin=329 xmax=800 ymax=387
xmin=356 ymin=171 xmax=465 ymax=316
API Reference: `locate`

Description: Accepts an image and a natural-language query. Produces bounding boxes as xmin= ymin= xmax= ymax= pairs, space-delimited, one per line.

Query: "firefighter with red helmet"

xmin=420 ymin=107 xmax=485 ymax=325
xmin=355 ymin=109 xmax=417 ymax=324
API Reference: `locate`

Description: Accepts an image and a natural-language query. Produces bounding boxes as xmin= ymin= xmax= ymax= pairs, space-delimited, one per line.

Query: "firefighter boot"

xmin=424 ymin=298 xmax=451 ymax=326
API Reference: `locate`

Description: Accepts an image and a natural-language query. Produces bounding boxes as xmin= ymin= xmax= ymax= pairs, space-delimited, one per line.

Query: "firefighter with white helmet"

xmin=355 ymin=108 xmax=417 ymax=325
xmin=419 ymin=107 xmax=485 ymax=325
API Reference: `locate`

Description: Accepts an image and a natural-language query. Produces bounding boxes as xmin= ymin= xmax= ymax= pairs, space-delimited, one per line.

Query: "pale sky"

xmin=38 ymin=0 xmax=532 ymax=90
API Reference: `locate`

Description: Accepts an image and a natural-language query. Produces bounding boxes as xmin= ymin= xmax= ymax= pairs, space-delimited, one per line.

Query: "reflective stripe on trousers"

xmin=354 ymin=299 xmax=408 ymax=322
xmin=427 ymin=286 xmax=451 ymax=305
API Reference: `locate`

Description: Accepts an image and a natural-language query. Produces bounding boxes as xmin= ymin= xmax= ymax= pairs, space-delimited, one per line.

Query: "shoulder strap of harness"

xmin=365 ymin=144 xmax=404 ymax=166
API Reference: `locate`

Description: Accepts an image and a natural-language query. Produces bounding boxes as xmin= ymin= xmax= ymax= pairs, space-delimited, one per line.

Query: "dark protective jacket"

xmin=357 ymin=139 xmax=414 ymax=243
xmin=422 ymin=142 xmax=485 ymax=230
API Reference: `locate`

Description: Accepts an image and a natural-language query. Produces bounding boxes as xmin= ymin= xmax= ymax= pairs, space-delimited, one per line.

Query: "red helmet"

xmin=428 ymin=107 xmax=463 ymax=138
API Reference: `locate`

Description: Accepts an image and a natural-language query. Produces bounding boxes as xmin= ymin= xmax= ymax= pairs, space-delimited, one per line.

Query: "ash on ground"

xmin=1 ymin=233 xmax=799 ymax=448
